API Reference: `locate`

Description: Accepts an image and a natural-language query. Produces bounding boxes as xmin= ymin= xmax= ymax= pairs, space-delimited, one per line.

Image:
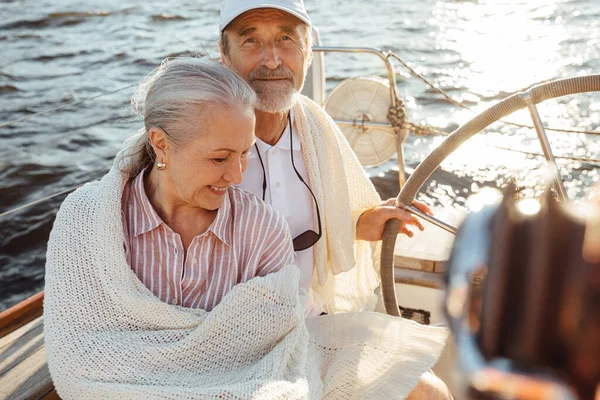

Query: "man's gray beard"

xmin=251 ymin=82 xmax=300 ymax=113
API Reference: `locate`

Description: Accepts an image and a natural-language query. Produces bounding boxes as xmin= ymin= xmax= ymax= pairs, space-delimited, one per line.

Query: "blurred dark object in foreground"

xmin=445 ymin=186 xmax=600 ymax=400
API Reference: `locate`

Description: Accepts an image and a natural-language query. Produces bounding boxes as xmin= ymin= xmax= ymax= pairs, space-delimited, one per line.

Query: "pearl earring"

xmin=156 ymin=161 xmax=166 ymax=170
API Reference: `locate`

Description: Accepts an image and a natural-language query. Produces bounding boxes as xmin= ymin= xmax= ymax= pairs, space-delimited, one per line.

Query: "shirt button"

xmin=275 ymin=182 xmax=281 ymax=188
xmin=171 ymin=298 xmax=177 ymax=305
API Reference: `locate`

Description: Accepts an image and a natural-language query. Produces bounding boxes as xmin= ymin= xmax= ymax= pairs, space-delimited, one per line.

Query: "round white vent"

xmin=325 ymin=76 xmax=396 ymax=167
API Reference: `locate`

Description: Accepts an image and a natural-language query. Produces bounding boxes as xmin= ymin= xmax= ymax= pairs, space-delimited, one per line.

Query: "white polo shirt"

xmin=238 ymin=110 xmax=323 ymax=315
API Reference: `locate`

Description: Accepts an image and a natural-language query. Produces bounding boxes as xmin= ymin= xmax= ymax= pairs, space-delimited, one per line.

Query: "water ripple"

xmin=151 ymin=13 xmax=186 ymax=21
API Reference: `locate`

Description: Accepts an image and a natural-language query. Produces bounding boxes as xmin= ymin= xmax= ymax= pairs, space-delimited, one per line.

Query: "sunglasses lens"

xmin=293 ymin=230 xmax=320 ymax=251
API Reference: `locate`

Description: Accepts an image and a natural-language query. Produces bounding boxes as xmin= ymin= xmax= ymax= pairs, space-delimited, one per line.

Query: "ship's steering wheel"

xmin=379 ymin=74 xmax=600 ymax=317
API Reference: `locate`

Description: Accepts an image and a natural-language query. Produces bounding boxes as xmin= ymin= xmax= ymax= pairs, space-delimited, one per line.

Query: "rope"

xmin=405 ymin=121 xmax=447 ymax=137
xmin=0 ymin=84 xmax=136 ymax=128
xmin=405 ymin=121 xmax=600 ymax=163
xmin=387 ymin=95 xmax=410 ymax=142
xmin=489 ymin=145 xmax=600 ymax=164
xmin=388 ymin=52 xmax=600 ymax=137
xmin=387 ymin=92 xmax=445 ymax=141
xmin=0 ymin=185 xmax=83 ymax=218
xmin=0 ymin=169 xmax=107 ymax=219
xmin=392 ymin=114 xmax=600 ymax=164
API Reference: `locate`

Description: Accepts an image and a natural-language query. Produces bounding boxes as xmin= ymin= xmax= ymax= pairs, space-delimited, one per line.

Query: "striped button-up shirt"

xmin=121 ymin=170 xmax=295 ymax=311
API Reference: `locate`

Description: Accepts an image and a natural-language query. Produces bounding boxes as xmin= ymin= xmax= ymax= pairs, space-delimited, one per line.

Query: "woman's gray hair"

xmin=118 ymin=56 xmax=256 ymax=177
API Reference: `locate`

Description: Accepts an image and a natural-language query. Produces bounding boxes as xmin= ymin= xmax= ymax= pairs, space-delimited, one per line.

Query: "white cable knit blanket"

xmin=293 ymin=96 xmax=383 ymax=313
xmin=44 ymin=166 xmax=448 ymax=399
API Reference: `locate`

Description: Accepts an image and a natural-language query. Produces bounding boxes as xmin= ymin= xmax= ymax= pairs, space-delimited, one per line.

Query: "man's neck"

xmin=255 ymin=109 xmax=290 ymax=146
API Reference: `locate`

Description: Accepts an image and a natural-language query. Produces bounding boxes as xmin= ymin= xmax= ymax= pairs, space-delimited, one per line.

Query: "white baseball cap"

xmin=219 ymin=0 xmax=311 ymax=32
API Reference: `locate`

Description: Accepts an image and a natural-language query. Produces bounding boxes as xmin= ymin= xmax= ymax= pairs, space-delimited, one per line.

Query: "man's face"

xmin=220 ymin=8 xmax=311 ymax=113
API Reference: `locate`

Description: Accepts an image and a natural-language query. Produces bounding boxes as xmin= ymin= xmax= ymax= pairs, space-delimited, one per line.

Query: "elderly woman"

xmin=44 ymin=57 xmax=297 ymax=394
xmin=44 ymin=56 xmax=447 ymax=400
xmin=116 ymin=57 xmax=295 ymax=310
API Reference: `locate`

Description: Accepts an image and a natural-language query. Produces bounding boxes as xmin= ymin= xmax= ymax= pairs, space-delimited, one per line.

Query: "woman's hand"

xmin=356 ymin=199 xmax=433 ymax=241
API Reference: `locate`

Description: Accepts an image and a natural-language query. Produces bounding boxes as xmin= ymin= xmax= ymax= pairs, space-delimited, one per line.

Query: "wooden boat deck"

xmin=0 ymin=316 xmax=58 ymax=399
xmin=0 ymin=291 xmax=58 ymax=400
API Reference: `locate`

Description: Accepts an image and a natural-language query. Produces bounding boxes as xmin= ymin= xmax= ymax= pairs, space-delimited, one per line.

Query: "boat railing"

xmin=0 ymin=291 xmax=44 ymax=337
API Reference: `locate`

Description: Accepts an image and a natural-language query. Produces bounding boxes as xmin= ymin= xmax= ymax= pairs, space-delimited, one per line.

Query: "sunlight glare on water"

xmin=418 ymin=0 xmax=600 ymax=203
xmin=436 ymin=0 xmax=566 ymax=96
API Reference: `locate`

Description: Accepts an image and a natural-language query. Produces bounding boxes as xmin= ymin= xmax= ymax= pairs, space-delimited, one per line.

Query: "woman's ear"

xmin=148 ymin=127 xmax=169 ymax=163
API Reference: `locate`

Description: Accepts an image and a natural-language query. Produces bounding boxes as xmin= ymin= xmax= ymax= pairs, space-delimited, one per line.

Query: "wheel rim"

xmin=380 ymin=74 xmax=600 ymax=317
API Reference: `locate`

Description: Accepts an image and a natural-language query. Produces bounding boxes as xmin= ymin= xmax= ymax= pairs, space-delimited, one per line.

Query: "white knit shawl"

xmin=44 ymin=166 xmax=448 ymax=399
xmin=293 ymin=96 xmax=382 ymax=313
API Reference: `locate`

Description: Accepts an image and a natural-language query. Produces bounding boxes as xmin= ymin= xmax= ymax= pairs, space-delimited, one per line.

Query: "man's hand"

xmin=356 ymin=199 xmax=433 ymax=241
xmin=589 ymin=182 xmax=600 ymax=206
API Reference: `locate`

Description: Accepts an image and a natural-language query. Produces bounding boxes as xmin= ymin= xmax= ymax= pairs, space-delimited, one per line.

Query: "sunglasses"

xmin=254 ymin=114 xmax=322 ymax=252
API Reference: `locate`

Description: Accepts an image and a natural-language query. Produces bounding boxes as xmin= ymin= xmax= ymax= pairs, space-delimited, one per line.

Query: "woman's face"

xmin=156 ymin=104 xmax=255 ymax=211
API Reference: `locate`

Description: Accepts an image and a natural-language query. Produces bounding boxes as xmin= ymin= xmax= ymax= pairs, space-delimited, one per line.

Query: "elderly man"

xmin=218 ymin=1 xmax=451 ymax=398
xmin=219 ymin=0 xmax=429 ymax=315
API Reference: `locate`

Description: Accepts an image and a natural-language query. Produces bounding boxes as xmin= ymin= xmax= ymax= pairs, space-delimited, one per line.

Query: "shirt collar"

xmin=131 ymin=169 xmax=162 ymax=237
xmin=131 ymin=169 xmax=232 ymax=247
xmin=209 ymin=190 xmax=232 ymax=246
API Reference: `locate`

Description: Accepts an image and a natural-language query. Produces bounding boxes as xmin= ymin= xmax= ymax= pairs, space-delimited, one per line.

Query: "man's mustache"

xmin=248 ymin=66 xmax=294 ymax=81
